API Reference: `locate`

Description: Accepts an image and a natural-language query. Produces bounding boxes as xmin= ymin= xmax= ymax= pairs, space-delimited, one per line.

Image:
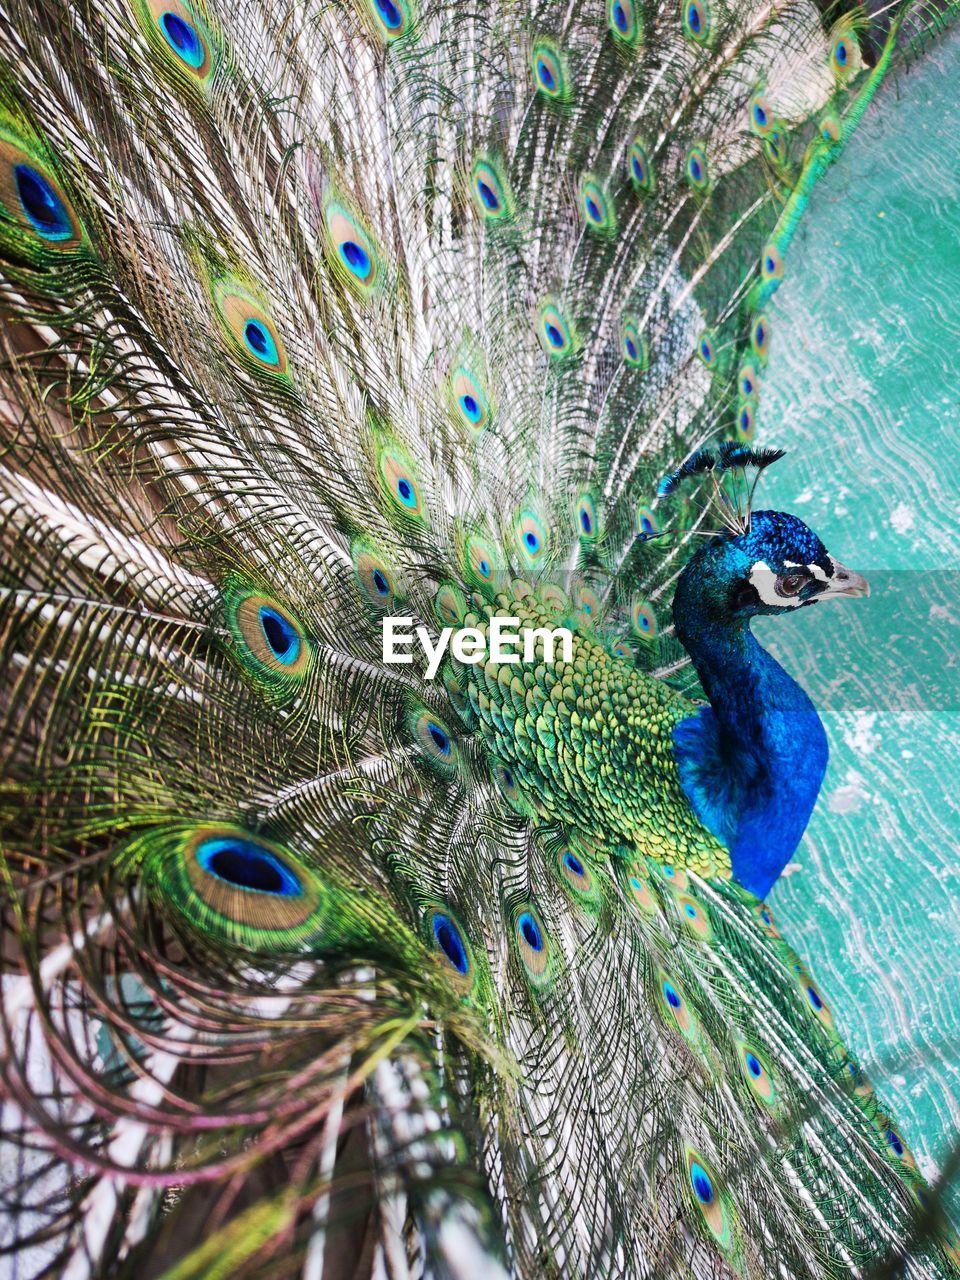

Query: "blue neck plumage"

xmin=671 ymin=572 xmax=828 ymax=901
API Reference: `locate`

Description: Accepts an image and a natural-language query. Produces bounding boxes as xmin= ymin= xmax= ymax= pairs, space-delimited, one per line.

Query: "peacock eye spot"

xmin=690 ymin=1163 xmax=714 ymax=1204
xmin=537 ymin=59 xmax=555 ymax=89
xmin=376 ymin=0 xmax=403 ymax=28
xmin=259 ymin=605 xmax=301 ymax=663
xmin=519 ymin=912 xmax=543 ymax=950
xmin=197 ymin=837 xmax=302 ymax=897
xmin=477 ymin=180 xmax=498 ymax=210
xmin=663 ymin=981 xmax=681 ymax=1008
xmin=245 ymin=321 xmax=267 ymax=354
xmin=159 ymin=11 xmax=206 ymax=68
xmin=371 ymin=568 xmax=390 ymax=595
xmin=342 ymin=240 xmax=369 ymax=272
xmin=432 ymin=913 xmax=469 ymax=973
xmin=14 ymin=165 xmax=72 ymax=239
xmin=563 ymin=852 xmax=585 ymax=877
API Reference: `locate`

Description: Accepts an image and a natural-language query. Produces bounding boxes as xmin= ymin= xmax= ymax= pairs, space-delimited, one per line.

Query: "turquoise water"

xmin=757 ymin=29 xmax=960 ymax=1216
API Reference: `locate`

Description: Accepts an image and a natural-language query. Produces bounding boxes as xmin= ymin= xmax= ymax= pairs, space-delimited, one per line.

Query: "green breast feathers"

xmin=453 ymin=581 xmax=731 ymax=879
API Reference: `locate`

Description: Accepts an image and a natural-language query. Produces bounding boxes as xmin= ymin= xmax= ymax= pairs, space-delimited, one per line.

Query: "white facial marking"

xmin=749 ymin=560 xmax=803 ymax=607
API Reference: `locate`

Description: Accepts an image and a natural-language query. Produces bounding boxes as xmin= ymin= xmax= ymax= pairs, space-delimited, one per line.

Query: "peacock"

xmin=0 ymin=0 xmax=957 ymax=1275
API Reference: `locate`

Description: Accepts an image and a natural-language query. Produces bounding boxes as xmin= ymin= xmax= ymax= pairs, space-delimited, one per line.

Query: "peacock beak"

xmin=823 ymin=561 xmax=870 ymax=599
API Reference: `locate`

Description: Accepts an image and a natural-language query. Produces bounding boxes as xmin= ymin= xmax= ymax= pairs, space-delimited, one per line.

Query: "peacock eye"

xmin=778 ymin=573 xmax=805 ymax=596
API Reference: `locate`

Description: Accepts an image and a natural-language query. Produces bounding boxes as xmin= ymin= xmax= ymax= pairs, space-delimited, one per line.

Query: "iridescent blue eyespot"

xmin=432 ymin=912 xmax=469 ymax=973
xmin=196 ymin=836 xmax=303 ymax=896
xmin=470 ymin=159 xmax=512 ymax=223
xmin=159 ymin=10 xmax=205 ymax=68
xmin=427 ymin=722 xmax=451 ymax=756
xmin=563 ymin=852 xmax=585 ymax=877
xmin=243 ymin=318 xmax=280 ymax=365
xmin=531 ymin=43 xmax=567 ymax=101
xmin=581 ymin=509 xmax=592 ymax=532
xmin=663 ymin=980 xmax=681 ymax=1009
xmin=613 ymin=2 xmax=628 ymax=30
xmin=628 ymin=140 xmax=655 ymax=195
xmin=518 ymin=911 xmax=543 ymax=951
xmin=690 ymin=1162 xmax=714 ymax=1204
xmin=686 ymin=145 xmax=710 ymax=191
xmin=371 ymin=568 xmax=390 ymax=595
xmin=397 ymin=478 xmax=416 ymax=506
xmin=636 ymin=507 xmax=658 ymax=537
xmin=807 ymin=985 xmax=823 ymax=1011
xmin=375 ymin=0 xmax=403 ymax=29
xmin=259 ymin=605 xmax=302 ymax=665
xmin=14 ymin=165 xmax=72 ymax=240
xmin=886 ymin=1128 xmax=905 ymax=1157
xmin=746 ymin=1052 xmax=762 ymax=1078
xmin=682 ymin=0 xmax=712 ymax=43
xmin=341 ymin=239 xmax=371 ymax=276
xmin=460 ymin=393 xmax=481 ymax=421
xmin=537 ymin=300 xmax=574 ymax=358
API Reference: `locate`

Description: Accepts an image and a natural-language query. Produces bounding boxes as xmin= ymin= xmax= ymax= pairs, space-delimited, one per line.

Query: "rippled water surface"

xmin=757 ymin=27 xmax=960 ymax=1215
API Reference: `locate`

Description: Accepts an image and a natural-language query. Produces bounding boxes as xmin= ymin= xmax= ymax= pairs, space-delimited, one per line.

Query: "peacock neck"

xmin=671 ymin=569 xmax=829 ymax=901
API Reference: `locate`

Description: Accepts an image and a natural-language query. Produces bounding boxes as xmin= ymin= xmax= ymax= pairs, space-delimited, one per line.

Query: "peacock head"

xmin=660 ymin=447 xmax=868 ymax=629
xmin=693 ymin=509 xmax=869 ymax=622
